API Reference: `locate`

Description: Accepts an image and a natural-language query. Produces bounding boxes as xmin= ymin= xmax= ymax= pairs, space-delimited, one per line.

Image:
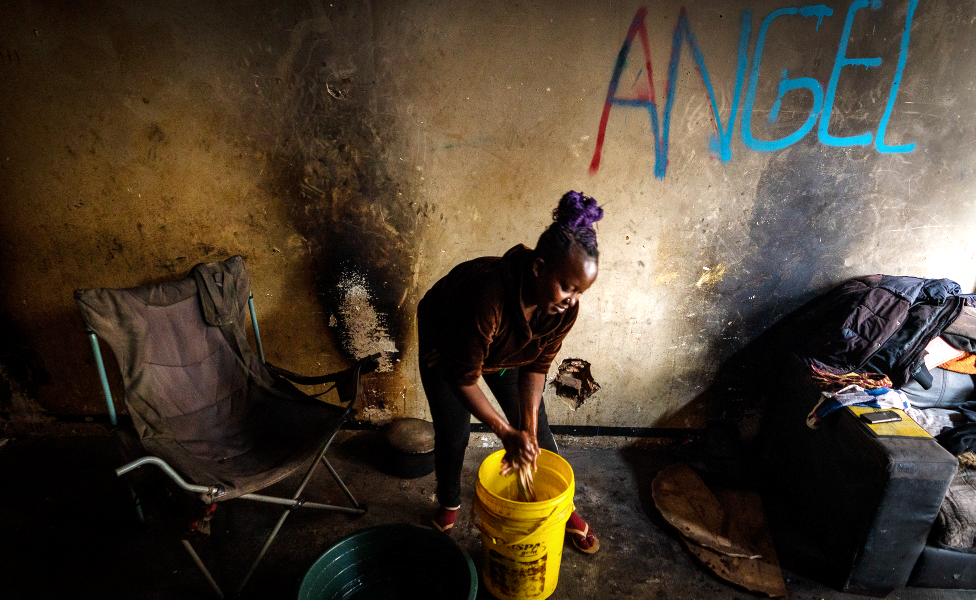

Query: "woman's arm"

xmin=517 ymin=370 xmax=547 ymax=471
xmin=451 ymin=380 xmax=538 ymax=473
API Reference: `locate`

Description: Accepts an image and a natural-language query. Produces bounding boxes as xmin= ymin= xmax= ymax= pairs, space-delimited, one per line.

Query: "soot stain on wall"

xmin=270 ymin=99 xmax=417 ymax=375
xmin=721 ymin=139 xmax=871 ymax=344
xmin=261 ymin=14 xmax=419 ymax=389
xmin=675 ymin=141 xmax=873 ymax=426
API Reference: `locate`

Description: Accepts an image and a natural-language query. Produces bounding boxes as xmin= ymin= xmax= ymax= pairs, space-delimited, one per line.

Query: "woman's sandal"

xmin=431 ymin=505 xmax=460 ymax=534
xmin=566 ymin=512 xmax=600 ymax=554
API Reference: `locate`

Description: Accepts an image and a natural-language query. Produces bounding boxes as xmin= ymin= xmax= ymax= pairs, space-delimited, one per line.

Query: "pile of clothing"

xmin=788 ymin=274 xmax=976 ymax=549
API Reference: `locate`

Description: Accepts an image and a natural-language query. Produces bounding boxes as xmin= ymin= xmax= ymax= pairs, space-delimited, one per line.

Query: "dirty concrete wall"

xmin=0 ymin=0 xmax=415 ymax=428
xmin=1 ymin=0 xmax=974 ymax=431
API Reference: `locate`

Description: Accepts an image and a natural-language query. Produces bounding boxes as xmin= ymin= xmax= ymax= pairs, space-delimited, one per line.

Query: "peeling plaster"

xmin=552 ymin=358 xmax=602 ymax=411
xmin=335 ymin=271 xmax=398 ymax=372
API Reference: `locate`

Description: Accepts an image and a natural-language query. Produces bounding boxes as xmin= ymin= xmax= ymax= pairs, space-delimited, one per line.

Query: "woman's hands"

xmin=448 ymin=372 xmax=545 ymax=476
xmin=501 ymin=370 xmax=546 ymax=475
xmin=499 ymin=426 xmax=539 ymax=475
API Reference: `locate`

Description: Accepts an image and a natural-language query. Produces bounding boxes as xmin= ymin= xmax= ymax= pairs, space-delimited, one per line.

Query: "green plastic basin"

xmin=298 ymin=523 xmax=478 ymax=600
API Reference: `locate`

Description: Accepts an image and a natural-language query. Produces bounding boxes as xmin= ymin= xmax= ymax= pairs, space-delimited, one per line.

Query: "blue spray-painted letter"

xmin=876 ymin=0 xmax=918 ymax=153
xmin=742 ymin=6 xmax=833 ymax=152
xmin=818 ymin=0 xmax=883 ymax=146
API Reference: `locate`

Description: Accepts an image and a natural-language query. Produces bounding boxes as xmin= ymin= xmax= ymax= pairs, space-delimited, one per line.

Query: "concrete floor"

xmin=0 ymin=431 xmax=971 ymax=600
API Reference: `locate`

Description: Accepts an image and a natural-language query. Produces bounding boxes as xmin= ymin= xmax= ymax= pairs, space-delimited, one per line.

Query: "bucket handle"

xmin=471 ymin=497 xmax=575 ymax=547
xmin=470 ymin=500 xmax=499 ymax=545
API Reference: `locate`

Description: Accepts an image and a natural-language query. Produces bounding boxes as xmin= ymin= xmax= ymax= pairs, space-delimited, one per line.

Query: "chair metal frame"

xmin=85 ymin=291 xmax=375 ymax=598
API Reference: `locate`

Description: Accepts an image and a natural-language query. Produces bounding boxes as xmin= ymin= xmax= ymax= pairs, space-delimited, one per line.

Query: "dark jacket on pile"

xmin=791 ymin=275 xmax=975 ymax=389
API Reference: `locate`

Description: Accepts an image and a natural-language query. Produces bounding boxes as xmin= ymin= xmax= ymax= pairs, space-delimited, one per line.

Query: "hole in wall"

xmin=551 ymin=358 xmax=601 ymax=411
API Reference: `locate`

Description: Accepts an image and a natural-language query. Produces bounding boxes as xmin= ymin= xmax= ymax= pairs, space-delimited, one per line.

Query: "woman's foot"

xmin=431 ymin=505 xmax=460 ymax=534
xmin=566 ymin=511 xmax=600 ymax=554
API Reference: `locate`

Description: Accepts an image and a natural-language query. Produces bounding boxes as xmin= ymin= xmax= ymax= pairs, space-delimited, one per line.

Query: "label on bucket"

xmin=486 ymin=548 xmax=547 ymax=598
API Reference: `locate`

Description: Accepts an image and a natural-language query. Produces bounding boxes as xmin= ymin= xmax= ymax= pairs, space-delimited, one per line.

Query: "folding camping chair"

xmin=75 ymin=255 xmax=379 ymax=598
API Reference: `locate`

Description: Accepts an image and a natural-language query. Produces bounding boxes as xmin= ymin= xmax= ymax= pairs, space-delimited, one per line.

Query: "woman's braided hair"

xmin=536 ymin=191 xmax=604 ymax=262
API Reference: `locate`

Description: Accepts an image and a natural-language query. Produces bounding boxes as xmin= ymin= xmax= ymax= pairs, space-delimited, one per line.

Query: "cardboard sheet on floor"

xmin=651 ymin=462 xmax=759 ymax=558
xmin=652 ymin=463 xmax=786 ymax=598
xmin=683 ymin=489 xmax=787 ymax=598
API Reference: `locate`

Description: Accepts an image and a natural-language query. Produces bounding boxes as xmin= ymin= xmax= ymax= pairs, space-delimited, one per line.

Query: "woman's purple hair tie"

xmin=537 ymin=191 xmax=604 ymax=261
xmin=554 ymin=190 xmax=604 ymax=230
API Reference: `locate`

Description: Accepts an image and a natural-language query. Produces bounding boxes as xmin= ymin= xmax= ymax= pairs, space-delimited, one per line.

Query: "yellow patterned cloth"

xmin=811 ymin=367 xmax=893 ymax=390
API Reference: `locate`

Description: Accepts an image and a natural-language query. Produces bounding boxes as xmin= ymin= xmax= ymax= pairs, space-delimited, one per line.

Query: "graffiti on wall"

xmin=589 ymin=0 xmax=919 ymax=179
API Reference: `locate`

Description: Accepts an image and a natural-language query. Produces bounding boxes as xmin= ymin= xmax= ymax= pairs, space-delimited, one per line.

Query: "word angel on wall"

xmin=589 ymin=0 xmax=918 ymax=179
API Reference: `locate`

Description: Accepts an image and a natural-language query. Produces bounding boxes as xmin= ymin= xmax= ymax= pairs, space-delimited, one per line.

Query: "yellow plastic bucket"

xmin=472 ymin=449 xmax=575 ymax=600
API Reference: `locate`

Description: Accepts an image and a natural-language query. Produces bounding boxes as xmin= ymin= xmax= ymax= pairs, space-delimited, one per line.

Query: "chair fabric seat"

xmin=142 ymin=381 xmax=347 ymax=499
xmin=76 ymin=256 xmax=349 ymax=500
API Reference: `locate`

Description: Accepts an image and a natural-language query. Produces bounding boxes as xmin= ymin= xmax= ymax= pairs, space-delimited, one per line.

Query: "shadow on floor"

xmin=0 ymin=433 xmax=970 ymax=600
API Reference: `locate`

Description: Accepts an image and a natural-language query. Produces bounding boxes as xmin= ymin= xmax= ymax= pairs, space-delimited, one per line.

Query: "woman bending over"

xmin=417 ymin=190 xmax=603 ymax=553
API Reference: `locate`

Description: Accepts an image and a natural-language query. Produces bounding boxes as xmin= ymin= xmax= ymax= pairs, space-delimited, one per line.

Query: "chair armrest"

xmin=266 ymin=353 xmax=381 ymax=404
xmin=762 ymin=379 xmax=958 ymax=594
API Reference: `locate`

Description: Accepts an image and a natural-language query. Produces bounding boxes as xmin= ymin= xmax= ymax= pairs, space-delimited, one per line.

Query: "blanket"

xmin=934 ymin=452 xmax=976 ymax=552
